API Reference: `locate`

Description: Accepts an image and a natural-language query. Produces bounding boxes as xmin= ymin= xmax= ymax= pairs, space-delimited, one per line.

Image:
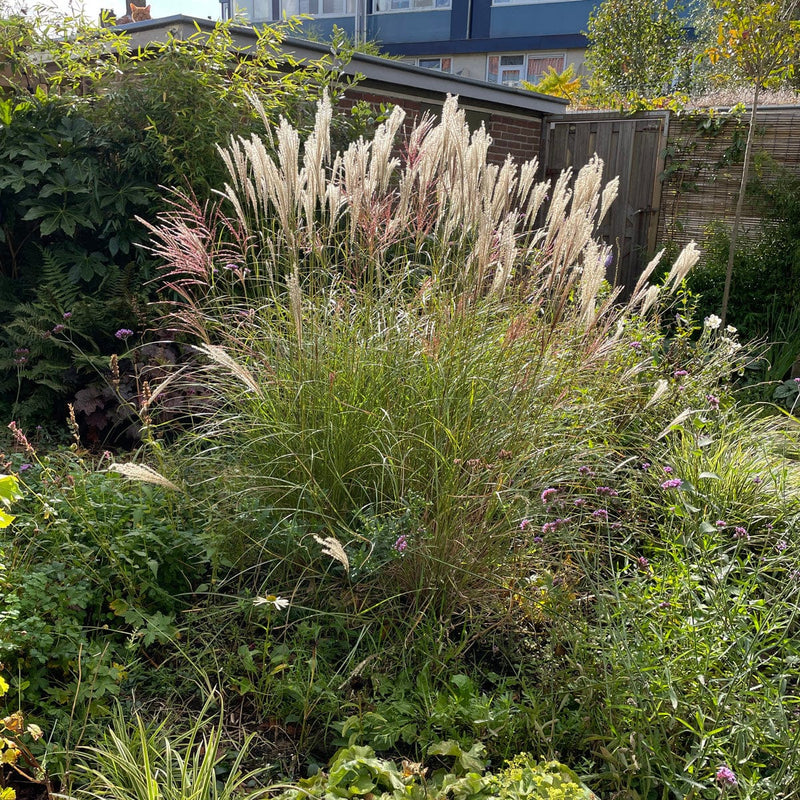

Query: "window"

xmin=487 ymin=53 xmax=565 ymax=86
xmin=374 ymin=0 xmax=450 ymax=12
xmin=281 ymin=0 xmax=354 ymax=15
xmin=417 ymin=57 xmax=452 ymax=72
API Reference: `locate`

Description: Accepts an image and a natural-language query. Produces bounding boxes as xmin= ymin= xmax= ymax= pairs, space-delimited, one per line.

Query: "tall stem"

xmin=720 ymin=82 xmax=760 ymax=327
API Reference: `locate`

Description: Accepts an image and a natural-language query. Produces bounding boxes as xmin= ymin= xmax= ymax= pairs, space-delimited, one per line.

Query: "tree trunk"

xmin=720 ymin=82 xmax=761 ymax=327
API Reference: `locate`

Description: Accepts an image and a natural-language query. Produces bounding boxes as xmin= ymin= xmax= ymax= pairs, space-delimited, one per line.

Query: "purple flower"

xmin=641 ymin=462 xmax=651 ymax=470
xmin=604 ymin=251 xmax=614 ymax=268
xmin=795 ymin=377 xmax=800 ymax=384
xmin=596 ymin=486 xmax=619 ymax=497
xmin=542 ymin=518 xmax=571 ymax=534
xmin=63 ymin=312 xmax=72 ymax=319
xmin=532 ymin=536 xmax=543 ymax=544
xmin=592 ymin=509 xmax=609 ymax=520
xmin=573 ymin=498 xmax=587 ymax=507
xmin=658 ymin=600 xmax=671 ymax=609
xmin=52 ymin=324 xmax=65 ymax=334
xmin=715 ymin=766 xmax=737 ymax=787
xmin=393 ymin=535 xmax=408 ymax=553
xmin=733 ymin=526 xmax=750 ymax=541
xmin=660 ymin=478 xmax=683 ymax=489
xmin=578 ymin=465 xmax=594 ymax=476
xmin=115 ymin=328 xmax=134 ymax=340
xmin=637 ymin=556 xmax=649 ymax=569
xmin=776 ymin=540 xmax=788 ymax=552
xmin=630 ymin=341 xmax=642 ymax=349
xmin=716 ymin=520 xmax=727 ymax=528
xmin=673 ymin=369 xmax=688 ymax=378
xmin=520 ymin=518 xmax=531 ymax=531
xmin=18 ymin=463 xmax=32 ymax=471
xmin=752 ymin=475 xmax=762 ymax=484
xmin=541 ymin=487 xmax=558 ymax=504
xmin=663 ymin=466 xmax=673 ymax=474
xmin=706 ymin=394 xmax=720 ymax=409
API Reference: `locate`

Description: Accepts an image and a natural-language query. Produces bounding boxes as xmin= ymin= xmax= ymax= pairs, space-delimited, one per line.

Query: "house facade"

xmin=234 ymin=0 xmax=593 ymax=84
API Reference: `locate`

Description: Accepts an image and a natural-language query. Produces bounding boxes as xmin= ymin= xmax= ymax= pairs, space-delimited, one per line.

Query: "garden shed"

xmin=122 ymin=15 xmax=566 ymax=166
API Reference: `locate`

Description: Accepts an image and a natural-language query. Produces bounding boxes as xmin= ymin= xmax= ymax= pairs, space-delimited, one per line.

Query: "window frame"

xmin=486 ymin=52 xmax=567 ymax=86
xmin=415 ymin=56 xmax=453 ymax=72
xmin=280 ymin=0 xmax=355 ymax=16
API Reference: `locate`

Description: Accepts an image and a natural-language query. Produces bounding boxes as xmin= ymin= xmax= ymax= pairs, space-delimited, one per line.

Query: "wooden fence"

xmin=543 ymin=111 xmax=668 ymax=291
xmin=542 ymin=106 xmax=800 ymax=288
xmin=657 ymin=106 xmax=800 ymax=249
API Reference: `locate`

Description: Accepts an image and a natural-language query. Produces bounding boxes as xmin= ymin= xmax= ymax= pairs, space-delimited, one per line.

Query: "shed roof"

xmin=119 ymin=15 xmax=568 ymax=117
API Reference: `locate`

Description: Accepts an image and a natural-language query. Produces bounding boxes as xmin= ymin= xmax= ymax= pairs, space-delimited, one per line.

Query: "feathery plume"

xmin=194 ymin=343 xmax=263 ymax=397
xmin=644 ymin=379 xmax=669 ymax=409
xmin=111 ymin=463 xmax=182 ymax=492
xmin=312 ymin=534 xmax=350 ymax=573
xmin=665 ymin=242 xmax=700 ymax=291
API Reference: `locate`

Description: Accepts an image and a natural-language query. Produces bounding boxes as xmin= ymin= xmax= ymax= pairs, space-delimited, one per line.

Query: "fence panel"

xmin=543 ymin=111 xmax=668 ymax=291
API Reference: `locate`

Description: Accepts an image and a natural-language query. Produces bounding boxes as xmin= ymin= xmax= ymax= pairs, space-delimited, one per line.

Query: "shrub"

xmin=277 ymin=743 xmax=596 ymax=800
xmin=0 ymin=11 xmax=359 ymax=430
xmin=0 ymin=448 xmax=206 ymax=717
xmin=687 ymin=161 xmax=800 ymax=389
xmin=128 ymin=95 xmax=800 ymax=797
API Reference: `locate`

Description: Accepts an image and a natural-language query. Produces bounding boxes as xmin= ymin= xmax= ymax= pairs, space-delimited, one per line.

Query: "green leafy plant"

xmin=524 ymin=65 xmax=583 ymax=103
xmin=277 ymin=744 xmax=596 ymax=800
xmin=74 ymin=695 xmax=272 ymax=800
xmin=585 ymin=0 xmax=694 ymax=103
xmin=0 ymin=447 xmax=206 ymax=719
xmin=704 ymin=0 xmax=800 ymax=324
xmin=0 ymin=10 xmax=361 ymax=429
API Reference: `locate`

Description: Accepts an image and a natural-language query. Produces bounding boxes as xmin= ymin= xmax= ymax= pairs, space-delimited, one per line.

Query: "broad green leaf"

xmin=0 ymin=475 xmax=20 ymax=507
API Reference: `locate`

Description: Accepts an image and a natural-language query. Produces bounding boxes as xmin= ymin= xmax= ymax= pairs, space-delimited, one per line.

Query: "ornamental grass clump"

xmin=145 ymin=95 xmax=700 ymax=612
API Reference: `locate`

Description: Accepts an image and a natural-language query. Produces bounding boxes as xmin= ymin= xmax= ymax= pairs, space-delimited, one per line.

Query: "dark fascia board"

xmin=385 ymin=34 xmax=588 ymax=56
xmin=119 ymin=15 xmax=568 ymax=116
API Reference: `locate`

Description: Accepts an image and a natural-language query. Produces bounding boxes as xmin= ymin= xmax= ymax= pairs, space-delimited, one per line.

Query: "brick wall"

xmin=338 ymin=89 xmax=543 ymax=167
xmin=487 ymin=114 xmax=541 ymax=165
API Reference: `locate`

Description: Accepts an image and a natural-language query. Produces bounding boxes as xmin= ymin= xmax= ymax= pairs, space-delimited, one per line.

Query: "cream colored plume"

xmin=194 ymin=343 xmax=263 ymax=397
xmin=111 ymin=463 xmax=182 ymax=492
xmin=313 ymin=534 xmax=350 ymax=573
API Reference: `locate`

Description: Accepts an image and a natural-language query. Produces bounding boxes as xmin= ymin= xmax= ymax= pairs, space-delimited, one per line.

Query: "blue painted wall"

xmin=281 ymin=9 xmax=451 ymax=43
xmin=369 ymin=11 xmax=452 ymax=43
xmin=384 ymin=32 xmax=585 ymax=55
xmin=247 ymin=0 xmax=592 ymax=51
xmin=449 ymin=0 xmax=470 ymax=40
xmin=490 ymin=0 xmax=593 ymax=38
